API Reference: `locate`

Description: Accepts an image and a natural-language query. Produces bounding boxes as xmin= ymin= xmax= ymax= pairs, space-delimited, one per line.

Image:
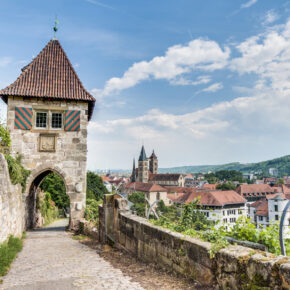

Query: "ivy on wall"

xmin=0 ymin=125 xmax=30 ymax=191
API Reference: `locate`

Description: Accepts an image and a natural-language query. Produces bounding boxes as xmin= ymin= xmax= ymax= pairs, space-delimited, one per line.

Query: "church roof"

xmin=150 ymin=150 xmax=157 ymax=159
xmin=0 ymin=39 xmax=95 ymax=120
xmin=138 ymin=145 xmax=147 ymax=161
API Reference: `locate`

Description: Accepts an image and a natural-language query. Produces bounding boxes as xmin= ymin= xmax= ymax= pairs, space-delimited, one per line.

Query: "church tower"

xmin=149 ymin=150 xmax=158 ymax=174
xmin=130 ymin=158 xmax=136 ymax=182
xmin=137 ymin=145 xmax=149 ymax=183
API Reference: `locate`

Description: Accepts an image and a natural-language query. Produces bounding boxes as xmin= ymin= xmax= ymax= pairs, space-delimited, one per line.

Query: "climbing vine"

xmin=0 ymin=125 xmax=30 ymax=191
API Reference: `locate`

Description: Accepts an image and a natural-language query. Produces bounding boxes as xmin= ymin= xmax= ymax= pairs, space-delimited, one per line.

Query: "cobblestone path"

xmin=1 ymin=219 xmax=144 ymax=290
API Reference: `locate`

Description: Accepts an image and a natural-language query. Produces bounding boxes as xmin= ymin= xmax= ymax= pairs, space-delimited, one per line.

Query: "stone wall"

xmin=7 ymin=96 xmax=89 ymax=229
xmin=0 ymin=153 xmax=24 ymax=243
xmin=99 ymin=194 xmax=290 ymax=289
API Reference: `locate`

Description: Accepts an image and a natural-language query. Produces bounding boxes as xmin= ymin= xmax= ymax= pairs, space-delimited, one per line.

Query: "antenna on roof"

xmin=53 ymin=16 xmax=59 ymax=40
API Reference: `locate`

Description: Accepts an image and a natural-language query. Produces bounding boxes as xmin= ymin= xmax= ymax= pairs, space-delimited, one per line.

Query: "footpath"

xmin=1 ymin=219 xmax=143 ymax=290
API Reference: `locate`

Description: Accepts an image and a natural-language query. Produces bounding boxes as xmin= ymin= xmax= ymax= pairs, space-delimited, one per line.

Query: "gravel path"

xmin=1 ymin=219 xmax=144 ymax=290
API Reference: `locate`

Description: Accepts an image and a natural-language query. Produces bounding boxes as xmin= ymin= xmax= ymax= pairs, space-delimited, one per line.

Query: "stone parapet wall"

xmin=0 ymin=153 xmax=24 ymax=243
xmin=100 ymin=194 xmax=290 ymax=289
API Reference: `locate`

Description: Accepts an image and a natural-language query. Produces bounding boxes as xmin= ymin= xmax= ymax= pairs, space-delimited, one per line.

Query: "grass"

xmin=0 ymin=233 xmax=25 ymax=277
xmin=72 ymin=234 xmax=88 ymax=241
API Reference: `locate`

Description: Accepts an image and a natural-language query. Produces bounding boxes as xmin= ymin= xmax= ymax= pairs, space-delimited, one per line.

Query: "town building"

xmin=249 ymin=193 xmax=290 ymax=237
xmin=269 ymin=168 xmax=279 ymax=177
xmin=131 ymin=146 xmax=185 ymax=187
xmin=236 ymin=184 xmax=275 ymax=202
xmin=264 ymin=177 xmax=277 ymax=185
xmin=124 ymin=182 xmax=170 ymax=206
xmin=167 ymin=188 xmax=247 ymax=229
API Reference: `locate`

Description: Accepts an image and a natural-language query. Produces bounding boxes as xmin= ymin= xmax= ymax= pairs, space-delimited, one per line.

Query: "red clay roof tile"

xmin=0 ymin=39 xmax=95 ymax=120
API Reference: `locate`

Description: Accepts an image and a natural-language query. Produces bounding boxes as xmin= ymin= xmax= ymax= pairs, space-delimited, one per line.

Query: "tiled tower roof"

xmin=150 ymin=150 xmax=157 ymax=159
xmin=138 ymin=145 xmax=147 ymax=161
xmin=0 ymin=39 xmax=95 ymax=120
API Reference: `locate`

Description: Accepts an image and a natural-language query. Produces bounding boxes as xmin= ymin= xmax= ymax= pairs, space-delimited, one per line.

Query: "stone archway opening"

xmin=26 ymin=169 xmax=70 ymax=229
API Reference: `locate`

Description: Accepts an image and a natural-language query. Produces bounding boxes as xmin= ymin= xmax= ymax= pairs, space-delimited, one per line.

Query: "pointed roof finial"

xmin=53 ymin=16 xmax=59 ymax=39
xmin=138 ymin=145 xmax=147 ymax=161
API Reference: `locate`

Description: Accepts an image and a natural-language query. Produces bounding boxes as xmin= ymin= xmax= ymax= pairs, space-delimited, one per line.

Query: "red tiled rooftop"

xmin=149 ymin=173 xmax=183 ymax=182
xmin=0 ymin=39 xmax=95 ymax=119
xmin=125 ymin=182 xmax=167 ymax=193
xmin=202 ymin=184 xmax=217 ymax=190
xmin=256 ymin=200 xmax=268 ymax=217
xmin=167 ymin=189 xmax=246 ymax=206
xmin=237 ymin=184 xmax=274 ymax=197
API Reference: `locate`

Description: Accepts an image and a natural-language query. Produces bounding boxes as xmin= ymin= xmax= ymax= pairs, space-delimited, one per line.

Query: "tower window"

xmin=36 ymin=112 xmax=47 ymax=128
xmin=51 ymin=112 xmax=62 ymax=129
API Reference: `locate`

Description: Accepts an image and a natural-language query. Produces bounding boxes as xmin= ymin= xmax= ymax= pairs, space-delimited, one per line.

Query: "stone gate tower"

xmin=0 ymin=39 xmax=95 ymax=230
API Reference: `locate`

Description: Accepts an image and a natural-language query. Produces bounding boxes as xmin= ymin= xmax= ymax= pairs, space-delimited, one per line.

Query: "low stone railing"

xmin=99 ymin=194 xmax=290 ymax=289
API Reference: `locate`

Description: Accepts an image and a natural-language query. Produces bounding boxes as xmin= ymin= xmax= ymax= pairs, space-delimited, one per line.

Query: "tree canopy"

xmin=40 ymin=172 xmax=69 ymax=210
xmin=86 ymin=171 xmax=108 ymax=201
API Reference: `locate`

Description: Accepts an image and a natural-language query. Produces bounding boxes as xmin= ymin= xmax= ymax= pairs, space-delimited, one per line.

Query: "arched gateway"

xmin=0 ymin=39 xmax=95 ymax=230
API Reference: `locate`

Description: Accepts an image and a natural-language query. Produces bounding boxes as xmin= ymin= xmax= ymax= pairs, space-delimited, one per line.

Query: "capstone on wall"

xmin=0 ymin=153 xmax=24 ymax=243
xmin=7 ymin=96 xmax=89 ymax=229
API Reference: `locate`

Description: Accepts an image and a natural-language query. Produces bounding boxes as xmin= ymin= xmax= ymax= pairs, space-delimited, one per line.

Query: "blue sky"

xmin=1 ymin=0 xmax=290 ymax=169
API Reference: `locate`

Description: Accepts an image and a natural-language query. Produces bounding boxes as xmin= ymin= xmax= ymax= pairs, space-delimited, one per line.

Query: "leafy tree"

xmin=216 ymin=182 xmax=236 ymax=191
xmin=128 ymin=192 xmax=146 ymax=217
xmin=86 ymin=171 xmax=108 ymax=201
xmin=278 ymin=178 xmax=285 ymax=185
xmin=40 ymin=172 xmax=69 ymax=210
xmin=84 ymin=199 xmax=103 ymax=223
xmin=204 ymin=173 xmax=218 ymax=184
xmin=181 ymin=198 xmax=213 ymax=231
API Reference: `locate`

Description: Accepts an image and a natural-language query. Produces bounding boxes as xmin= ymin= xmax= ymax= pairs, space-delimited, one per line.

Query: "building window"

xmin=274 ymin=205 xmax=278 ymax=212
xmin=259 ymin=216 xmax=263 ymax=221
xmin=238 ymin=209 xmax=242 ymax=215
xmin=223 ymin=210 xmax=225 ymax=216
xmin=156 ymin=192 xmax=160 ymax=200
xmin=275 ymin=215 xmax=279 ymax=221
xmin=36 ymin=112 xmax=47 ymax=128
xmin=51 ymin=112 xmax=62 ymax=129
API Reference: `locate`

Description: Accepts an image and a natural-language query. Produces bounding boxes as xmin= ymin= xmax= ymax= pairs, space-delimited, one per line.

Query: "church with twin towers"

xmin=131 ymin=146 xmax=185 ymax=187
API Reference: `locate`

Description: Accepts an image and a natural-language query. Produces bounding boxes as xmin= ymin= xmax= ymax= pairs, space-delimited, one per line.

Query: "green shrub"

xmin=4 ymin=154 xmax=30 ymax=191
xmin=0 ymin=125 xmax=11 ymax=149
xmin=85 ymin=199 xmax=103 ymax=223
xmin=128 ymin=192 xmax=146 ymax=217
xmin=38 ymin=192 xmax=59 ymax=226
xmin=0 ymin=234 xmax=24 ymax=277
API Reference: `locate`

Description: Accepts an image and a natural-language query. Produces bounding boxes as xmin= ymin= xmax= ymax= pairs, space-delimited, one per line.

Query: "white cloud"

xmin=200 ymin=82 xmax=223 ymax=93
xmin=170 ymin=75 xmax=211 ymax=86
xmin=0 ymin=57 xmax=12 ymax=67
xmin=85 ymin=0 xmax=114 ymax=10
xmin=230 ymin=20 xmax=290 ymax=92
xmin=241 ymin=0 xmax=258 ymax=9
xmin=263 ymin=10 xmax=280 ymax=25
xmin=100 ymin=39 xmax=230 ymax=96
xmin=87 ymin=19 xmax=290 ymax=169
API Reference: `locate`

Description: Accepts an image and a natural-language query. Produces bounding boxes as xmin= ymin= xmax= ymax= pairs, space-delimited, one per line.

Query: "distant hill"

xmin=159 ymin=155 xmax=290 ymax=175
